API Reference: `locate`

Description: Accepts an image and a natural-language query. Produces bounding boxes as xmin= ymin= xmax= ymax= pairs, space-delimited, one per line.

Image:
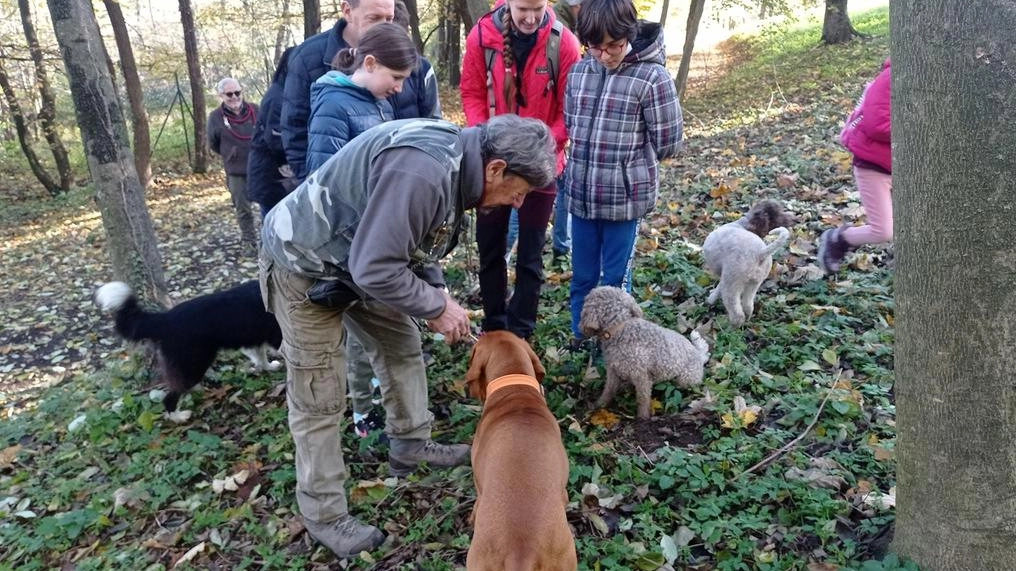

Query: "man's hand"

xmin=426 ymin=290 xmax=471 ymax=344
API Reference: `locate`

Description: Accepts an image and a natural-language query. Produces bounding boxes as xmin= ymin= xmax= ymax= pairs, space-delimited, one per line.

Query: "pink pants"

xmin=842 ymin=166 xmax=893 ymax=246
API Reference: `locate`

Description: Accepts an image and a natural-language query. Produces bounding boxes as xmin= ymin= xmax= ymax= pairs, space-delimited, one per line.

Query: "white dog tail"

xmin=689 ymin=331 xmax=710 ymax=365
xmin=760 ymin=227 xmax=791 ymax=261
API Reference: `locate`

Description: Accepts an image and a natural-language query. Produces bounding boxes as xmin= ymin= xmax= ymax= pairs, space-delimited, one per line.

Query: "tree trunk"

xmin=18 ymin=0 xmax=73 ymax=193
xmin=458 ymin=0 xmax=489 ymax=32
xmin=658 ymin=0 xmax=670 ymax=28
xmin=441 ymin=2 xmax=461 ymax=86
xmin=45 ymin=0 xmax=169 ymax=308
xmin=821 ymin=0 xmax=857 ymax=44
xmin=303 ymin=0 xmax=320 ymax=39
xmin=102 ymin=0 xmax=152 ymax=187
xmin=893 ymin=2 xmax=1016 ymax=569
xmin=674 ymin=0 xmax=706 ymax=101
xmin=178 ymin=0 xmax=208 ymax=174
xmin=274 ymin=0 xmax=292 ymax=66
xmin=403 ymin=0 xmax=425 ymax=53
xmin=0 ymin=60 xmax=61 ymax=197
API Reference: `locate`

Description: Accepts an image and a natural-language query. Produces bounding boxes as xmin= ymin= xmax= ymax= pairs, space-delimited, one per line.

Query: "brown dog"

xmin=464 ymin=331 xmax=577 ymax=571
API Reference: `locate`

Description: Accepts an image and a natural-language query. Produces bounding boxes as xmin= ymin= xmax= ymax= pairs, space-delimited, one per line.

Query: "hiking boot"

xmin=388 ymin=438 xmax=471 ymax=477
xmin=818 ymin=227 xmax=852 ymax=274
xmin=352 ymin=408 xmax=384 ymax=439
xmin=304 ymin=514 xmax=385 ymax=559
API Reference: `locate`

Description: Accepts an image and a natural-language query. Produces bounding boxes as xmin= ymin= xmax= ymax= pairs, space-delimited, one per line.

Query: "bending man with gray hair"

xmin=258 ymin=114 xmax=555 ymax=558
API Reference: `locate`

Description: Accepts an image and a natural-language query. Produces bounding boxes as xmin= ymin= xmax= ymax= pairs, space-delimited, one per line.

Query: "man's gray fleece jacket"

xmin=261 ymin=118 xmax=485 ymax=319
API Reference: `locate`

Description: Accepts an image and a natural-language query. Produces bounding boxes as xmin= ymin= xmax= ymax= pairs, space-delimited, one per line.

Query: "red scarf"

xmin=221 ymin=102 xmax=257 ymax=140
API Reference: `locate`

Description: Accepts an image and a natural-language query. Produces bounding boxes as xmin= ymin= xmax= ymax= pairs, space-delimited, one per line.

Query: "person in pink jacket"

xmin=460 ymin=0 xmax=581 ymax=339
xmin=819 ymin=59 xmax=892 ymax=274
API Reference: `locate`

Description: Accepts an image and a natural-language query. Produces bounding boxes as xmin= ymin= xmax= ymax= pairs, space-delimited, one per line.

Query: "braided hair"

xmin=501 ymin=8 xmax=519 ymax=111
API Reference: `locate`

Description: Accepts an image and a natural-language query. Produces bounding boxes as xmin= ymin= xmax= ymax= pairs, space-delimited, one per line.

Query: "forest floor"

xmin=0 ymin=8 xmax=917 ymax=571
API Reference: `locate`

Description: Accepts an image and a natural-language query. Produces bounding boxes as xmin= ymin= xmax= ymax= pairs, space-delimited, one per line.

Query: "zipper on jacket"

xmin=579 ymin=66 xmax=608 ymax=215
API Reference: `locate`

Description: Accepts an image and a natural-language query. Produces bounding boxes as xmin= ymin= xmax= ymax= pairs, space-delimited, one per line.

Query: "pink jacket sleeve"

xmin=460 ymin=25 xmax=491 ymax=128
xmin=859 ymin=64 xmax=892 ymax=143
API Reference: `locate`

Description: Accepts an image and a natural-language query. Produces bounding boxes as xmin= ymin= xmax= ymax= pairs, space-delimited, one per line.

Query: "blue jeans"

xmin=552 ymin=176 xmax=571 ymax=254
xmin=569 ymin=215 xmax=639 ymax=337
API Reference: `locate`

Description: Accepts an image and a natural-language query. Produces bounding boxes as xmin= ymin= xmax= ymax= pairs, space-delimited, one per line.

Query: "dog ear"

xmin=524 ymin=342 xmax=546 ymax=383
xmin=625 ymin=294 xmax=643 ymax=318
xmin=464 ymin=342 xmax=487 ymax=401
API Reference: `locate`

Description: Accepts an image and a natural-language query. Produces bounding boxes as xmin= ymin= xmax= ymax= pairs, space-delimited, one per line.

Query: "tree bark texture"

xmin=18 ymin=0 xmax=73 ymax=193
xmin=178 ymin=0 xmax=208 ymax=173
xmin=893 ymin=2 xmax=1016 ymax=569
xmin=303 ymin=0 xmax=320 ymax=39
xmin=102 ymin=0 xmax=152 ymax=187
xmin=0 ymin=60 xmax=60 ymax=196
xmin=459 ymin=0 xmax=489 ymax=32
xmin=274 ymin=0 xmax=292 ymax=66
xmin=403 ymin=0 xmax=425 ymax=53
xmin=45 ymin=0 xmax=169 ymax=308
xmin=821 ymin=0 xmax=857 ymax=44
xmin=674 ymin=0 xmax=706 ymax=101
xmin=658 ymin=0 xmax=670 ymax=28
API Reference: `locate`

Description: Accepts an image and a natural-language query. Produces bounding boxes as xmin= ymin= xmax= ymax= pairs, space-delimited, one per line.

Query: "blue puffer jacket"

xmin=247 ymin=47 xmax=296 ymax=212
xmin=306 ymin=71 xmax=395 ymax=175
xmin=281 ymin=19 xmax=442 ymax=180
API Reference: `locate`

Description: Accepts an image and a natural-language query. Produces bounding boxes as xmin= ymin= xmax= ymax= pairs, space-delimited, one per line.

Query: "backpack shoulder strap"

xmin=479 ymin=19 xmax=499 ymax=117
xmin=545 ymin=19 xmax=563 ymax=95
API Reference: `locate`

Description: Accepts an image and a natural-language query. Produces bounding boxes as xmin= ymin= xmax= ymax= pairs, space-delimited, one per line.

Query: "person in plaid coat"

xmin=564 ymin=0 xmax=683 ymax=343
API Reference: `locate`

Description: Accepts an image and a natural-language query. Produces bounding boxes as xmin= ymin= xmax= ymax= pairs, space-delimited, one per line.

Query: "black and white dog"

xmin=95 ymin=280 xmax=283 ymax=414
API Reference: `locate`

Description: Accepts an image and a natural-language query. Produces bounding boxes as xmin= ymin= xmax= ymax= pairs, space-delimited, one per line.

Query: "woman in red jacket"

xmin=460 ymin=0 xmax=580 ymax=339
xmin=819 ymin=59 xmax=893 ymax=274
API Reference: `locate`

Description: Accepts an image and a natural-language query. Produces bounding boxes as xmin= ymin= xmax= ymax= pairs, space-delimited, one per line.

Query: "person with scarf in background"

xmin=208 ymin=77 xmax=260 ymax=256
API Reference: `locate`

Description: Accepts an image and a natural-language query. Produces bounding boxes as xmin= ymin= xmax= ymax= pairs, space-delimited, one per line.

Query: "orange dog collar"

xmin=485 ymin=374 xmax=544 ymax=399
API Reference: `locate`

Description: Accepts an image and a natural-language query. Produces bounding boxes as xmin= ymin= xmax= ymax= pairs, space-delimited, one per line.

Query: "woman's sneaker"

xmin=818 ymin=227 xmax=852 ymax=274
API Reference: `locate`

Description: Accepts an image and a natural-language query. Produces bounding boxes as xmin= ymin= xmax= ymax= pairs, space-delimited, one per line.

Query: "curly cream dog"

xmin=702 ymin=200 xmax=793 ymax=327
xmin=580 ymin=287 xmax=708 ymax=419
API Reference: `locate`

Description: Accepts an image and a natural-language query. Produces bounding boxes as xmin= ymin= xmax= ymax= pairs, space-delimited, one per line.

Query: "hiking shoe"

xmin=388 ymin=438 xmax=470 ymax=477
xmin=352 ymin=408 xmax=384 ymax=439
xmin=818 ymin=227 xmax=852 ymax=274
xmin=304 ymin=514 xmax=385 ymax=559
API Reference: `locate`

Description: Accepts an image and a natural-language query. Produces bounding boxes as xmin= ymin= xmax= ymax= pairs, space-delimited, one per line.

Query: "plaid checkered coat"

xmin=564 ymin=21 xmax=682 ymax=221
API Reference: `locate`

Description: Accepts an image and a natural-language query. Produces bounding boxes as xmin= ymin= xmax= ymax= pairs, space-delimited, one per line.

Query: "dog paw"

xmin=266 ymin=360 xmax=283 ymax=371
xmin=165 ymin=409 xmax=193 ymax=424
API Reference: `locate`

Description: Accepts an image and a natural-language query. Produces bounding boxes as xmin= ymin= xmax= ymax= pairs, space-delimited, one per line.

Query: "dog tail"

xmin=760 ymin=227 xmax=791 ymax=262
xmin=94 ymin=281 xmax=167 ymax=343
xmin=689 ymin=331 xmax=710 ymax=365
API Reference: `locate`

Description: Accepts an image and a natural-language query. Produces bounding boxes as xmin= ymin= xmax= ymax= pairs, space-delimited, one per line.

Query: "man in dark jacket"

xmin=208 ymin=77 xmax=259 ymax=254
xmin=247 ymin=48 xmax=298 ymax=217
xmin=259 ymin=115 xmax=556 ymax=559
xmin=281 ymin=0 xmax=441 ymax=180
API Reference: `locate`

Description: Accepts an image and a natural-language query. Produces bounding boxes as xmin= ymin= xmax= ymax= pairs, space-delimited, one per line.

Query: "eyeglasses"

xmin=222 ymin=90 xmax=242 ymax=98
xmin=586 ymin=39 xmax=627 ymax=57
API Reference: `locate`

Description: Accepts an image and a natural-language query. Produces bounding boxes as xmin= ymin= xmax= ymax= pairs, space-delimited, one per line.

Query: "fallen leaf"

xmin=0 ymin=444 xmax=22 ymax=470
xmin=589 ymin=409 xmax=620 ymax=430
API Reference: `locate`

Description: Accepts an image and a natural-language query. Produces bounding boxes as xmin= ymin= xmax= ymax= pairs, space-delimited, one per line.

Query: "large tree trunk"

xmin=274 ymin=0 xmax=292 ymax=66
xmin=45 ymin=0 xmax=169 ymax=307
xmin=178 ymin=0 xmax=208 ymax=174
xmin=439 ymin=1 xmax=461 ymax=86
xmin=821 ymin=0 xmax=858 ymax=44
xmin=0 ymin=60 xmax=61 ymax=197
xmin=674 ymin=0 xmax=706 ymax=101
xmin=404 ymin=0 xmax=425 ymax=53
xmin=18 ymin=0 xmax=73 ymax=193
xmin=458 ymin=0 xmax=488 ymax=31
xmin=102 ymin=0 xmax=152 ymax=187
xmin=893 ymin=2 xmax=1016 ymax=569
xmin=303 ymin=0 xmax=320 ymax=39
